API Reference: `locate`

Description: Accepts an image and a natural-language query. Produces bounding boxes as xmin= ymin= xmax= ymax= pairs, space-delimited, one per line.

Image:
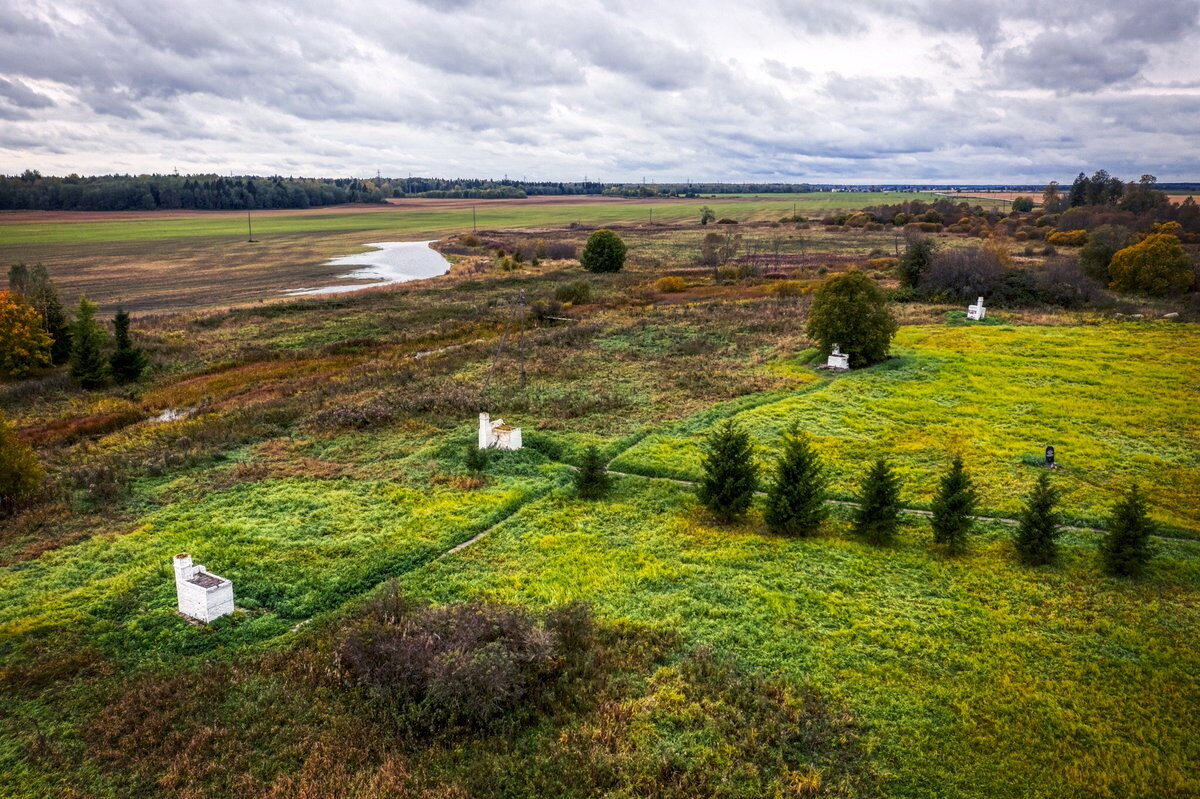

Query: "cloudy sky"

xmin=2 ymin=0 xmax=1199 ymax=183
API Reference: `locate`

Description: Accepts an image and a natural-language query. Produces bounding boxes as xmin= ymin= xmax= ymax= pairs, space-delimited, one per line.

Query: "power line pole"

xmin=472 ymin=205 xmax=477 ymax=232
xmin=247 ymin=211 xmax=254 ymax=242
xmin=517 ymin=290 xmax=527 ymax=390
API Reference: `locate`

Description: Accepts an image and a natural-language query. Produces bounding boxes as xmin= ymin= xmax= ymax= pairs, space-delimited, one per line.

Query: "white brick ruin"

xmin=479 ymin=412 xmax=523 ymax=450
xmin=826 ymin=344 xmax=850 ymax=370
xmin=173 ymin=553 xmax=234 ymax=623
xmin=967 ymin=296 xmax=987 ymax=321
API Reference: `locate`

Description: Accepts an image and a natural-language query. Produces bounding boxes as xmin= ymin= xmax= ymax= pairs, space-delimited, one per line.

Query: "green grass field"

xmin=407 ymin=478 xmax=1200 ymax=798
xmin=0 ymin=192 xmax=936 ymax=247
xmin=612 ymin=324 xmax=1200 ymax=535
xmin=2 ymin=217 xmax=1198 ymax=797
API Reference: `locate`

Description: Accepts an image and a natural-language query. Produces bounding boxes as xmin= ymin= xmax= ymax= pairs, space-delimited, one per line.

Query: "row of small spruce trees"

xmin=558 ymin=420 xmax=1154 ymax=579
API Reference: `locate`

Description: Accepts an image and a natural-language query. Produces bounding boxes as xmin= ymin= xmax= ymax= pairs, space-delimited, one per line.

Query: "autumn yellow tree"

xmin=0 ymin=290 xmax=52 ymax=378
xmin=1108 ymin=233 xmax=1194 ymax=296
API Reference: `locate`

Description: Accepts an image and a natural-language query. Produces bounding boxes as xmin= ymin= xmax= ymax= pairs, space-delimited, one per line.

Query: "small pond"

xmin=286 ymin=241 xmax=451 ymax=296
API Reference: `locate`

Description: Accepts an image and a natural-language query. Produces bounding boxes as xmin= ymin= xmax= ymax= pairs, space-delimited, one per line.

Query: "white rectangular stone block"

xmin=173 ymin=553 xmax=234 ymax=623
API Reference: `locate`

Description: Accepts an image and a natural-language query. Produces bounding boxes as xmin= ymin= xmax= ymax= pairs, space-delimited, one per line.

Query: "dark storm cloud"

xmin=0 ymin=0 xmax=1197 ymax=181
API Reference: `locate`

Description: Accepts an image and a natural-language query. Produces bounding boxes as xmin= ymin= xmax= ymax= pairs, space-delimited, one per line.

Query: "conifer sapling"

xmin=697 ymin=419 xmax=758 ymax=523
xmin=574 ymin=445 xmax=612 ymax=499
xmin=68 ymin=296 xmax=108 ymax=389
xmin=109 ymin=308 xmax=149 ymax=383
xmin=930 ymin=455 xmax=978 ymax=553
xmin=464 ymin=444 xmax=488 ymax=475
xmin=1100 ymin=483 xmax=1154 ymax=577
xmin=1014 ymin=471 xmax=1061 ymax=565
xmin=853 ymin=457 xmax=902 ymax=544
xmin=764 ymin=424 xmax=827 ymax=536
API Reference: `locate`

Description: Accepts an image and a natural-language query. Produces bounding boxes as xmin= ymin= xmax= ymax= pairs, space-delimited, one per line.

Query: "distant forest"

xmin=0 ymin=172 xmax=389 ymax=211
xmin=2 ymin=169 xmax=1196 ymax=212
xmin=0 ymin=172 xmax=865 ymax=210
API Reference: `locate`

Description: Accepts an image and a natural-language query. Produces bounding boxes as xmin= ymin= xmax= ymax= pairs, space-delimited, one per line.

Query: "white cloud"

xmin=0 ymin=0 xmax=1197 ymax=181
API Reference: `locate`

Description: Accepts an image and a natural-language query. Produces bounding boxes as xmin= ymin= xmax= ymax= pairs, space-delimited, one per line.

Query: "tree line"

xmin=2 ymin=263 xmax=147 ymax=386
xmin=0 ymin=172 xmax=386 ymax=211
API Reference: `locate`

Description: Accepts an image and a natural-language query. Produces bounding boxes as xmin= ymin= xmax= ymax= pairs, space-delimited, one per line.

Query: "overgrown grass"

xmin=404 ymin=477 xmax=1200 ymax=799
xmin=0 ymin=444 xmax=564 ymax=663
xmin=612 ymin=324 xmax=1200 ymax=535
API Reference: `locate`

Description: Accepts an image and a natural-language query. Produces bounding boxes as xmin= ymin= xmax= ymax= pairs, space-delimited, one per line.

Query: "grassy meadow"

xmin=612 ymin=324 xmax=1200 ymax=534
xmin=2 ymin=201 xmax=1199 ymax=797
xmin=0 ymin=192 xmax=930 ymax=312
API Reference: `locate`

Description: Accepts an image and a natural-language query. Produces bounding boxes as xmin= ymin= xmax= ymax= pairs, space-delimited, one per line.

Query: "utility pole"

xmin=517 ymin=289 xmax=527 ymax=390
xmin=247 ymin=211 xmax=255 ymax=242
xmin=472 ymin=205 xmax=477 ymax=232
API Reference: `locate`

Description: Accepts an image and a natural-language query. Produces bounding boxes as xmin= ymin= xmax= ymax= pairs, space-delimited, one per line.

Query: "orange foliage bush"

xmin=0 ymin=291 xmax=52 ymax=378
xmin=1047 ymin=229 xmax=1089 ymax=246
xmin=1108 ymin=233 xmax=1194 ymax=296
xmin=654 ymin=276 xmax=688 ymax=293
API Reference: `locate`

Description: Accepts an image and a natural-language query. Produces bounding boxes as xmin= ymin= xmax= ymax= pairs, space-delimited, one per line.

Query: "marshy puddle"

xmin=286 ymin=241 xmax=451 ymax=296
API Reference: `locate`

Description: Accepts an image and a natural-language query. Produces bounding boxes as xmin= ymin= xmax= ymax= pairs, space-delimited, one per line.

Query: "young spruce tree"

xmin=464 ymin=443 xmax=488 ymax=475
xmin=697 ymin=419 xmax=758 ymax=523
xmin=853 ymin=458 xmax=902 ymax=545
xmin=109 ymin=308 xmax=148 ymax=383
xmin=1100 ymin=483 xmax=1154 ymax=577
xmin=68 ymin=296 xmax=108 ymax=389
xmin=930 ymin=456 xmax=978 ymax=553
xmin=1014 ymin=471 xmax=1061 ymax=566
xmin=763 ymin=424 xmax=827 ymax=536
xmin=574 ymin=445 xmax=612 ymax=499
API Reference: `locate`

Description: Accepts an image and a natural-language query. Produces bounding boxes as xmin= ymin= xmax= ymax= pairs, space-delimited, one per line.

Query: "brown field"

xmin=951 ymin=190 xmax=1197 ymax=205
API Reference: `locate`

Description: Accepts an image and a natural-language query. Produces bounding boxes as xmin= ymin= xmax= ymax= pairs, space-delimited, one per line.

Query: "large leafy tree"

xmin=1108 ymin=233 xmax=1193 ymax=296
xmin=697 ymin=419 xmax=758 ymax=523
xmin=580 ymin=229 xmax=627 ymax=273
xmin=930 ymin=456 xmax=978 ymax=554
xmin=853 ymin=458 xmax=902 ymax=545
xmin=763 ymin=424 xmax=827 ymax=536
xmin=897 ymin=235 xmax=935 ymax=289
xmin=8 ymin=263 xmax=70 ymax=364
xmin=1014 ymin=472 xmax=1061 ymax=566
xmin=0 ymin=290 xmax=51 ymax=378
xmin=1100 ymin=484 xmax=1154 ymax=577
xmin=68 ymin=296 xmax=109 ymax=389
xmin=1079 ymin=225 xmax=1131 ymax=283
xmin=806 ymin=270 xmax=897 ymax=367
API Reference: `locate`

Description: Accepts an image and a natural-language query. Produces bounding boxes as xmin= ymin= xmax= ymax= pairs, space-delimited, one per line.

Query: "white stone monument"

xmin=173 ymin=553 xmax=234 ymax=623
xmin=967 ymin=296 xmax=986 ymax=321
xmin=478 ymin=412 xmax=523 ymax=450
xmin=826 ymin=344 xmax=850 ymax=370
